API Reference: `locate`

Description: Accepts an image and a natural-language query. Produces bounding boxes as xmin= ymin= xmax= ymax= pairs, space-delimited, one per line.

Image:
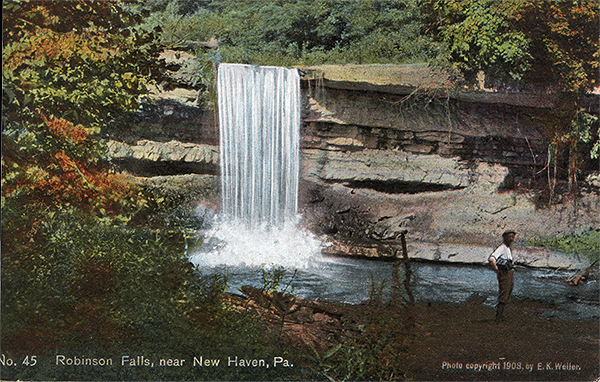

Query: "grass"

xmin=527 ymin=228 xmax=600 ymax=262
xmin=298 ymin=63 xmax=450 ymax=88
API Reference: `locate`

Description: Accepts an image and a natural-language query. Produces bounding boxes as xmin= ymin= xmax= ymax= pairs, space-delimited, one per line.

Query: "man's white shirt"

xmin=490 ymin=243 xmax=512 ymax=262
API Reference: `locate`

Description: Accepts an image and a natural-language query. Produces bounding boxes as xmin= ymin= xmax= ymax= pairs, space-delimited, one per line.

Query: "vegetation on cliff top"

xmin=424 ymin=0 xmax=599 ymax=198
xmin=134 ymin=0 xmax=438 ymax=66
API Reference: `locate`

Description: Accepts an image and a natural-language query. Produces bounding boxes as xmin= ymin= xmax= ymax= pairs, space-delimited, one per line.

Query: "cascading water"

xmin=219 ymin=63 xmax=300 ymax=228
xmin=190 ymin=63 xmax=322 ymax=268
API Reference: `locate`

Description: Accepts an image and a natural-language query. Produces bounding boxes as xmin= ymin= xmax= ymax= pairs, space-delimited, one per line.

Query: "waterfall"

xmin=218 ymin=63 xmax=300 ymax=229
xmin=191 ymin=63 xmax=321 ymax=268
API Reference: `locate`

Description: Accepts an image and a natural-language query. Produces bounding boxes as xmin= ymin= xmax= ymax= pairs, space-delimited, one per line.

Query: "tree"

xmin=2 ymin=0 xmax=165 ymax=216
xmin=515 ymin=1 xmax=599 ymax=93
xmin=423 ymin=0 xmax=531 ymax=84
xmin=424 ymin=0 xmax=599 ymax=198
xmin=514 ymin=1 xmax=599 ymax=198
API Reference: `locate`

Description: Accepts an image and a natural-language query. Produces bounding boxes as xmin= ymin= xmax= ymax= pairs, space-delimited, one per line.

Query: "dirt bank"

xmin=233 ymin=286 xmax=599 ymax=381
xmin=402 ymin=300 xmax=598 ymax=381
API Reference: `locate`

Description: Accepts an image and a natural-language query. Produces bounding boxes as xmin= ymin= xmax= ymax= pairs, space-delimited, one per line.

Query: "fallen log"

xmin=567 ymin=260 xmax=598 ymax=286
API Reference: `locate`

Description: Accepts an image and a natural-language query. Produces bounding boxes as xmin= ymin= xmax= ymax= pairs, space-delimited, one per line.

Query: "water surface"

xmin=197 ymin=256 xmax=599 ymax=320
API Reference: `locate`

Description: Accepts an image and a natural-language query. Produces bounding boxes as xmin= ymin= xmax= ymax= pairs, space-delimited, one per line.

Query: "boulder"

xmin=370 ymin=215 xmax=416 ymax=240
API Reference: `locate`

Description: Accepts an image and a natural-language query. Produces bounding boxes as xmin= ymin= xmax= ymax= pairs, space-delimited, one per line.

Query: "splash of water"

xmin=191 ymin=217 xmax=323 ymax=268
xmin=190 ymin=63 xmax=322 ymax=269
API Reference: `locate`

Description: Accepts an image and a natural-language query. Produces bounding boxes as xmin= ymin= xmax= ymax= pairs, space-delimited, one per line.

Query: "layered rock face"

xmin=108 ymin=140 xmax=219 ymax=176
xmin=296 ymin=68 xmax=598 ymax=268
xmin=109 ymin=61 xmax=599 ymax=268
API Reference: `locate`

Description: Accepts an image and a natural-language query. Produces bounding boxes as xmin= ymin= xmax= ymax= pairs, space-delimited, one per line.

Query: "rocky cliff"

xmin=108 ymin=57 xmax=599 ymax=269
xmin=295 ymin=65 xmax=599 ymax=269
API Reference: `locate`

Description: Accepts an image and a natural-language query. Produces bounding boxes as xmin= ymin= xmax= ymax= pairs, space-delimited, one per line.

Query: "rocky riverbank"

xmin=127 ymin=172 xmax=597 ymax=270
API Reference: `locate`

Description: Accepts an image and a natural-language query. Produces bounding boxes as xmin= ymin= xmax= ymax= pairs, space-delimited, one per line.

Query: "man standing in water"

xmin=488 ymin=230 xmax=516 ymax=323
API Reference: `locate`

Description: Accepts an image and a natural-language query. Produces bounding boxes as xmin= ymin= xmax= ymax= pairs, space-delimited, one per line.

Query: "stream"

xmin=197 ymin=256 xmax=599 ymax=320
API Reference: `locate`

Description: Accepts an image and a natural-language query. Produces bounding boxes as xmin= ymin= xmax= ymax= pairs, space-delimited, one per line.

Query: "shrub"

xmin=1 ymin=206 xmax=290 ymax=381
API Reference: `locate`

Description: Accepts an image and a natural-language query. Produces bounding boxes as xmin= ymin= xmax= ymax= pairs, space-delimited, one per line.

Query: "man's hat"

xmin=502 ymin=230 xmax=516 ymax=237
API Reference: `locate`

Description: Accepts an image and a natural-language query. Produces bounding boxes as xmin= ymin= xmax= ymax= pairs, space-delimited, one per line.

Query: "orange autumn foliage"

xmin=3 ymin=114 xmax=133 ymax=217
xmin=44 ymin=115 xmax=88 ymax=142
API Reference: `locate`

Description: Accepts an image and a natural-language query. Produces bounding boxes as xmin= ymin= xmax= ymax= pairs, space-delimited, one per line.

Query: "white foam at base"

xmin=189 ymin=216 xmax=324 ymax=269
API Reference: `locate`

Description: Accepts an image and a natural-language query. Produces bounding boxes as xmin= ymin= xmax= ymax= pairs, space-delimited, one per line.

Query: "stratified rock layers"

xmin=108 ymin=62 xmax=599 ymax=268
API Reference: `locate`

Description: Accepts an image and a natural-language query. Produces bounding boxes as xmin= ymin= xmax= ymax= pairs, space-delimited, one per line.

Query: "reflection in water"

xmin=196 ymin=256 xmax=599 ymax=320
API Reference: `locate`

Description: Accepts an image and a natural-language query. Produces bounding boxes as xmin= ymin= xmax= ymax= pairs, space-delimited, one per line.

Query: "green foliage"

xmin=0 ymin=205 xmax=289 ymax=381
xmin=325 ymin=292 xmax=412 ymax=381
xmin=3 ymin=0 xmax=164 ymax=129
xmin=261 ymin=265 xmax=297 ymax=294
xmin=424 ymin=0 xmax=599 ymax=92
xmin=425 ymin=0 xmax=531 ymax=83
xmin=531 ymin=99 xmax=600 ymax=199
xmin=304 ymin=343 xmax=342 ymax=382
xmin=2 ymin=0 xmax=167 ymax=217
xmin=528 ymin=228 xmax=600 ymax=262
xmin=136 ymin=0 xmax=438 ymax=66
xmin=299 ymin=265 xmax=412 ymax=381
xmin=571 ymin=109 xmax=599 ymax=159
xmin=514 ymin=0 xmax=599 ymax=93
